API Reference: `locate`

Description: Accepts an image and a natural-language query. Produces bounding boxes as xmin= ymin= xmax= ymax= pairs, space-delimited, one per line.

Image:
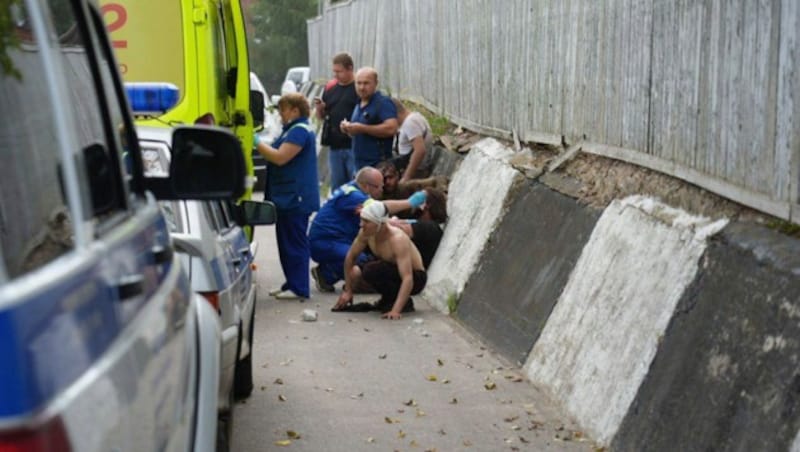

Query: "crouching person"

xmin=333 ymin=201 xmax=426 ymax=319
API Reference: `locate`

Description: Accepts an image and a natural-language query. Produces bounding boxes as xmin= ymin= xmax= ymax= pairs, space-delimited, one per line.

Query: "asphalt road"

xmin=231 ymin=223 xmax=595 ymax=451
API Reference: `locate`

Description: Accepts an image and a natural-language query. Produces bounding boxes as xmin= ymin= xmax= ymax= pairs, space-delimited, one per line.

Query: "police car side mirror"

xmin=143 ymin=125 xmax=246 ymax=200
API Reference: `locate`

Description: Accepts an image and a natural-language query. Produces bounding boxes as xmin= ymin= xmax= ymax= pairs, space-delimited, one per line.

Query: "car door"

xmin=207 ymin=201 xmax=252 ymax=320
xmin=0 ymin=3 xmax=197 ymax=451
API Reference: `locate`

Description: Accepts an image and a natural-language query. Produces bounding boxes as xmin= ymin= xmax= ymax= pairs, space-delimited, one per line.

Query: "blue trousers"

xmin=328 ymin=147 xmax=355 ymax=191
xmin=310 ymin=238 xmax=370 ymax=285
xmin=275 ymin=211 xmax=311 ymax=297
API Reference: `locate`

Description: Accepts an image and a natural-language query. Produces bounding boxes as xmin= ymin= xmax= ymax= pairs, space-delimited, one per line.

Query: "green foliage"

xmin=446 ymin=292 xmax=458 ymax=314
xmin=0 ymin=0 xmax=23 ymax=79
xmin=246 ymin=0 xmax=318 ymax=94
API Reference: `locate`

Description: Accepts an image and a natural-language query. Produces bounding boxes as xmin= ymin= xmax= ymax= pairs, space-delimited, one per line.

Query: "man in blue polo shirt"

xmin=339 ymin=67 xmax=398 ymax=169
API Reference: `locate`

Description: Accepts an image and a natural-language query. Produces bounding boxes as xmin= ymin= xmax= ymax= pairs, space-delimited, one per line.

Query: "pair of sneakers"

xmin=269 ymin=286 xmax=306 ymax=301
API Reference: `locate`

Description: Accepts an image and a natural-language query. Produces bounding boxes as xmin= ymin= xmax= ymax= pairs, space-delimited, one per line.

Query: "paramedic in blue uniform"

xmin=308 ymin=167 xmax=384 ymax=292
xmin=339 ymin=67 xmax=398 ymax=170
xmin=254 ymin=92 xmax=320 ymax=300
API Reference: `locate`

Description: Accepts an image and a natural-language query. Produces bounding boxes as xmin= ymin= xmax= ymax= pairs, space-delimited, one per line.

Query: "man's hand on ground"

xmin=333 ymin=291 xmax=353 ymax=310
xmin=382 ymin=310 xmax=402 ymax=320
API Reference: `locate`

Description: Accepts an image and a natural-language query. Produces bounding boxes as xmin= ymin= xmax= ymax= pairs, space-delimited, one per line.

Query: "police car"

xmin=0 ymin=0 xmax=247 ymax=450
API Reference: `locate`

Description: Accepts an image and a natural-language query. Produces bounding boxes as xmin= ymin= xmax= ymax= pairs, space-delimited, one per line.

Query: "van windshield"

xmin=100 ymin=1 xmax=185 ymax=98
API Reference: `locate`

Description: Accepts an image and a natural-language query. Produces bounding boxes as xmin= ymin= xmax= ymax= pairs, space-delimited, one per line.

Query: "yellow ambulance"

xmin=99 ymin=0 xmax=261 ymax=202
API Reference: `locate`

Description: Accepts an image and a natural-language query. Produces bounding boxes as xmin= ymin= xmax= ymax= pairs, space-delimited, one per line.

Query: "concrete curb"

xmin=424 ymin=137 xmax=800 ymax=448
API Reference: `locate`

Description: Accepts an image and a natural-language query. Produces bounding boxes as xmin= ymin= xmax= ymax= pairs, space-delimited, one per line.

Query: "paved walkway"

xmin=232 ymin=225 xmax=595 ymax=451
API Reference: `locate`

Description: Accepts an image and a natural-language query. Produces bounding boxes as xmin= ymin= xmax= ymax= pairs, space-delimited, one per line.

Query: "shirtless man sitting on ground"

xmin=333 ymin=201 xmax=427 ymax=319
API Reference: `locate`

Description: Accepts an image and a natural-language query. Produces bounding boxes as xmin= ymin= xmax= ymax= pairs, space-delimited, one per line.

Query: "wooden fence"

xmin=308 ymin=0 xmax=799 ymax=221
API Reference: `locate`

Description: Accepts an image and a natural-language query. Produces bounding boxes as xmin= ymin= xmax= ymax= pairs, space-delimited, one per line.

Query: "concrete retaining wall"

xmin=455 ymin=183 xmax=599 ymax=366
xmin=611 ymin=222 xmax=800 ymax=451
xmin=424 ymin=138 xmax=800 ymax=449
xmin=421 ymin=138 xmax=522 ymax=313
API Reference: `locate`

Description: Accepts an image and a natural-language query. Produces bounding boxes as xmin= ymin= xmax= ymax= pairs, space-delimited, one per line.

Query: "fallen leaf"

xmin=397 ymin=430 xmax=406 ymax=439
xmin=278 ymin=394 xmax=287 ymax=402
xmin=416 ymin=409 xmax=426 ymax=417
xmin=286 ymin=430 xmax=301 ymax=439
xmin=574 ymin=431 xmax=584 ymax=439
xmin=511 ymin=425 xmax=521 ymax=431
xmin=519 ymin=436 xmax=530 ymax=444
xmin=425 ymin=449 xmax=437 ymax=452
xmin=279 ymin=359 xmax=293 ymax=366
xmin=274 ymin=440 xmax=291 ymax=446
xmin=404 ymin=399 xmax=417 ymax=407
xmin=427 ymin=375 xmax=438 ymax=382
xmin=350 ymin=392 xmax=364 ymax=399
xmin=366 ymin=437 xmax=375 ymax=443
xmin=441 ymin=378 xmax=450 ymax=384
xmin=325 ymin=387 xmax=335 ymax=392
xmin=363 ymin=328 xmax=371 ymax=332
xmin=274 ymin=378 xmax=284 ymax=385
xmin=463 ymin=439 xmax=472 ymax=446
xmin=438 ymin=429 xmax=446 ymax=435
xmin=260 ymin=386 xmax=266 ymax=391
xmin=409 ymin=440 xmax=419 ymax=447
xmin=437 ymin=358 xmax=444 ymax=366
xmin=379 ymin=354 xmax=387 ymax=359
xmin=484 ymin=382 xmax=497 ymax=390
xmin=504 ymin=416 xmax=519 ymax=423
xmin=450 ymin=398 xmax=458 ymax=404
xmin=385 ymin=417 xmax=400 ymax=424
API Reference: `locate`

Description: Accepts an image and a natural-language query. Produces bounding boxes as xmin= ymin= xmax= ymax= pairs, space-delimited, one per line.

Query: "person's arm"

xmin=254 ymin=140 xmax=303 ymax=166
xmin=313 ymin=97 xmax=325 ymax=120
xmin=400 ymin=135 xmax=427 ymax=182
xmin=343 ymin=117 xmax=398 ymax=138
xmin=334 ymin=233 xmax=368 ymax=309
xmin=383 ymin=191 xmax=426 ymax=215
xmin=383 ymin=235 xmax=414 ymax=320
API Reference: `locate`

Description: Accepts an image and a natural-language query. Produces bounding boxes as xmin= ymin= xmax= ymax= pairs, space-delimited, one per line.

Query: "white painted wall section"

xmin=421 ymin=138 xmax=520 ymax=313
xmin=525 ymin=196 xmax=728 ymax=445
xmin=792 ymin=429 xmax=800 ymax=452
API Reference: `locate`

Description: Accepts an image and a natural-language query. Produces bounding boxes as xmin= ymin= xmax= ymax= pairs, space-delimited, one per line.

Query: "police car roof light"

xmin=125 ymin=82 xmax=180 ymax=114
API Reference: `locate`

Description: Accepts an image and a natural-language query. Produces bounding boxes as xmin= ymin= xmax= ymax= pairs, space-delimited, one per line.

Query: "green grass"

xmin=446 ymin=292 xmax=458 ymax=314
xmin=427 ymin=114 xmax=451 ymax=137
xmin=766 ymin=219 xmax=800 ymax=238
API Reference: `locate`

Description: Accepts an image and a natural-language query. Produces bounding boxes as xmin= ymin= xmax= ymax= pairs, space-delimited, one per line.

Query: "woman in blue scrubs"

xmin=254 ymin=93 xmax=320 ymax=299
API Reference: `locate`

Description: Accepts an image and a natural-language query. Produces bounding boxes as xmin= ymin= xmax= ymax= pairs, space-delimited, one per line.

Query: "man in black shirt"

xmin=315 ymin=52 xmax=359 ymax=191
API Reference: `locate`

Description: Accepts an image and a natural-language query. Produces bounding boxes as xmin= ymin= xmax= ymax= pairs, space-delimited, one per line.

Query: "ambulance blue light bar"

xmin=125 ymin=82 xmax=180 ymax=114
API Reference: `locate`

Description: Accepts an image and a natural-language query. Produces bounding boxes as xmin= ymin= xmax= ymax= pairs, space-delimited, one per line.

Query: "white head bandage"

xmin=360 ymin=201 xmax=388 ymax=224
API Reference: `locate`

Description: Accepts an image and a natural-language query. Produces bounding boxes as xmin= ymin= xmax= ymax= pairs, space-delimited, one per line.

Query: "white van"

xmin=282 ymin=66 xmax=310 ymax=94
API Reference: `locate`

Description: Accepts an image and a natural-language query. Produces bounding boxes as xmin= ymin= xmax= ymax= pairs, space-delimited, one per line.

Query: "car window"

xmin=0 ymin=2 xmax=75 ymax=278
xmin=206 ymin=201 xmax=230 ymax=232
xmin=54 ymin=0 xmax=129 ymax=224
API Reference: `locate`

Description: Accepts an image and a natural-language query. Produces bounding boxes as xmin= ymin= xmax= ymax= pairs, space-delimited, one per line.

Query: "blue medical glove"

xmin=253 ymin=134 xmax=261 ymax=148
xmin=408 ymin=190 xmax=427 ymax=209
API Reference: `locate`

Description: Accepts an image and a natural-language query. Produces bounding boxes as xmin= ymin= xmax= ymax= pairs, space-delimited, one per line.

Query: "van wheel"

xmin=234 ymin=306 xmax=255 ymax=399
xmin=216 ymin=383 xmax=235 ymax=452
